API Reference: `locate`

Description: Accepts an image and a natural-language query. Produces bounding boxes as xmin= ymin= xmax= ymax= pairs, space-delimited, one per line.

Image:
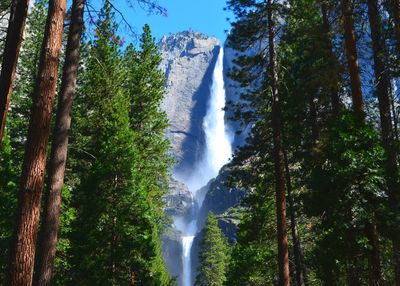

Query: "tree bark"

xmin=320 ymin=0 xmax=340 ymax=114
xmin=0 ymin=0 xmax=29 ymax=144
xmin=283 ymin=149 xmax=307 ymax=286
xmin=33 ymin=0 xmax=84 ymax=285
xmin=344 ymin=208 xmax=362 ymax=286
xmin=341 ymin=0 xmax=363 ymax=114
xmin=6 ymin=0 xmax=66 ymax=285
xmin=364 ymin=221 xmax=383 ymax=286
xmin=267 ymin=0 xmax=290 ymax=284
xmin=366 ymin=0 xmax=400 ymax=283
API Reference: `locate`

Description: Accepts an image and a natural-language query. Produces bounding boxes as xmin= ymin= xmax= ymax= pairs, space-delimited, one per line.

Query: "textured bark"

xmin=366 ymin=0 xmax=400 ymax=283
xmin=284 ymin=149 xmax=307 ymax=286
xmin=0 ymin=0 xmax=29 ymax=143
xmin=341 ymin=0 xmax=363 ymax=113
xmin=6 ymin=0 xmax=66 ymax=285
xmin=267 ymin=0 xmax=290 ymax=284
xmin=320 ymin=0 xmax=340 ymax=114
xmin=33 ymin=0 xmax=84 ymax=285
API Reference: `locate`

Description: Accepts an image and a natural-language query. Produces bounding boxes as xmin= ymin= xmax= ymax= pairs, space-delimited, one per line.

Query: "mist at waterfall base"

xmin=172 ymin=47 xmax=233 ymax=286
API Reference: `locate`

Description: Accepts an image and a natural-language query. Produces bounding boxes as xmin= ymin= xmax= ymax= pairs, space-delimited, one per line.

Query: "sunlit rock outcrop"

xmin=159 ymin=30 xmax=220 ymax=172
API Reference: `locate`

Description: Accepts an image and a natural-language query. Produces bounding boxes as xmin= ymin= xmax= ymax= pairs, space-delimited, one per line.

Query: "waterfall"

xmin=181 ymin=236 xmax=195 ymax=286
xmin=185 ymin=46 xmax=233 ymax=193
xmin=173 ymin=46 xmax=232 ymax=286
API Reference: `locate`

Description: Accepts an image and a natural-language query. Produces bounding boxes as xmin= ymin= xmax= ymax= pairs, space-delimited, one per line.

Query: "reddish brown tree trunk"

xmin=33 ymin=0 xmax=84 ymax=285
xmin=341 ymin=0 xmax=363 ymax=113
xmin=283 ymin=149 xmax=307 ymax=286
xmin=320 ymin=0 xmax=341 ymax=114
xmin=367 ymin=0 xmax=400 ymax=283
xmin=267 ymin=0 xmax=290 ymax=284
xmin=340 ymin=1 xmax=384 ymax=283
xmin=6 ymin=0 xmax=66 ymax=285
xmin=0 ymin=0 xmax=30 ymax=144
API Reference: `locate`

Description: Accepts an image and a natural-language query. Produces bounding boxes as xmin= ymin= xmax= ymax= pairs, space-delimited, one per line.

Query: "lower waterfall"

xmin=172 ymin=46 xmax=232 ymax=286
xmin=181 ymin=236 xmax=195 ymax=285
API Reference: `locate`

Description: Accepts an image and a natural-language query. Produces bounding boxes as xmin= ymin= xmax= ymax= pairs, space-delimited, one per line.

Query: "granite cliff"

xmin=160 ymin=31 xmax=246 ymax=284
xmin=160 ymin=30 xmax=220 ymax=173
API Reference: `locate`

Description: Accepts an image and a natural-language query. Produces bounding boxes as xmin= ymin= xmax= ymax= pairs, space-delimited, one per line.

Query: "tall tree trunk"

xmin=345 ymin=209 xmax=362 ymax=286
xmin=6 ymin=0 xmax=66 ymax=285
xmin=267 ymin=0 xmax=290 ymax=284
xmin=0 ymin=0 xmax=29 ymax=144
xmin=367 ymin=0 xmax=400 ymax=283
xmin=320 ymin=0 xmax=341 ymax=114
xmin=365 ymin=221 xmax=383 ymax=286
xmin=283 ymin=149 xmax=307 ymax=286
xmin=33 ymin=0 xmax=84 ymax=285
xmin=341 ymin=0 xmax=363 ymax=113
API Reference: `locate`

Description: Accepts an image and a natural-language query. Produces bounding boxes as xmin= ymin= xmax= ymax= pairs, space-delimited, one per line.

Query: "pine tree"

xmin=226 ymin=1 xmax=291 ymax=283
xmin=195 ymin=213 xmax=229 ymax=286
xmin=123 ymin=24 xmax=172 ymax=220
xmin=7 ymin=0 xmax=66 ymax=283
xmin=68 ymin=3 xmax=172 ymax=284
xmin=366 ymin=0 xmax=400 ymax=281
xmin=0 ymin=1 xmax=47 ymax=283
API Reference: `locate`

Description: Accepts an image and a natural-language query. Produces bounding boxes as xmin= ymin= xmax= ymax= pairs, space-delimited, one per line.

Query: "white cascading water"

xmin=185 ymin=46 xmax=233 ymax=193
xmin=181 ymin=235 xmax=195 ymax=286
xmin=174 ymin=47 xmax=233 ymax=286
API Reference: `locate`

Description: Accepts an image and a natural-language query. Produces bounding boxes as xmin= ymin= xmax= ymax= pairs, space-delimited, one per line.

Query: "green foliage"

xmin=304 ymin=112 xmax=387 ymax=283
xmin=226 ymin=186 xmax=278 ymax=286
xmin=225 ymin=0 xmax=397 ymax=283
xmin=195 ymin=213 xmax=229 ymax=286
xmin=0 ymin=133 xmax=17 ymax=282
xmin=52 ymin=186 xmax=76 ymax=286
xmin=123 ymin=24 xmax=172 ymax=223
xmin=64 ymin=2 xmax=172 ymax=284
xmin=0 ymin=0 xmax=172 ymax=284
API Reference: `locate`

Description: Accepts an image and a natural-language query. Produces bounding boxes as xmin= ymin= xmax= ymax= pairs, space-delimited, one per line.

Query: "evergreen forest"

xmin=0 ymin=0 xmax=400 ymax=285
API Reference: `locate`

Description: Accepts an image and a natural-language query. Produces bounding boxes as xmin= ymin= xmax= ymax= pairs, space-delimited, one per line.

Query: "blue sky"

xmin=113 ymin=0 xmax=233 ymax=43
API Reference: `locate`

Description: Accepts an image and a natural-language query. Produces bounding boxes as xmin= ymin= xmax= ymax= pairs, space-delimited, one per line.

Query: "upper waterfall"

xmin=186 ymin=47 xmax=233 ymax=192
xmin=159 ymin=32 xmax=237 ymax=286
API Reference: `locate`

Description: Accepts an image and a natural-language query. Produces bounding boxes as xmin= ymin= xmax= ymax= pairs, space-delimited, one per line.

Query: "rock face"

xmin=159 ymin=30 xmax=221 ymax=172
xmin=161 ymin=227 xmax=183 ymax=280
xmin=197 ymin=165 xmax=245 ymax=235
xmin=164 ymin=178 xmax=193 ymax=217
